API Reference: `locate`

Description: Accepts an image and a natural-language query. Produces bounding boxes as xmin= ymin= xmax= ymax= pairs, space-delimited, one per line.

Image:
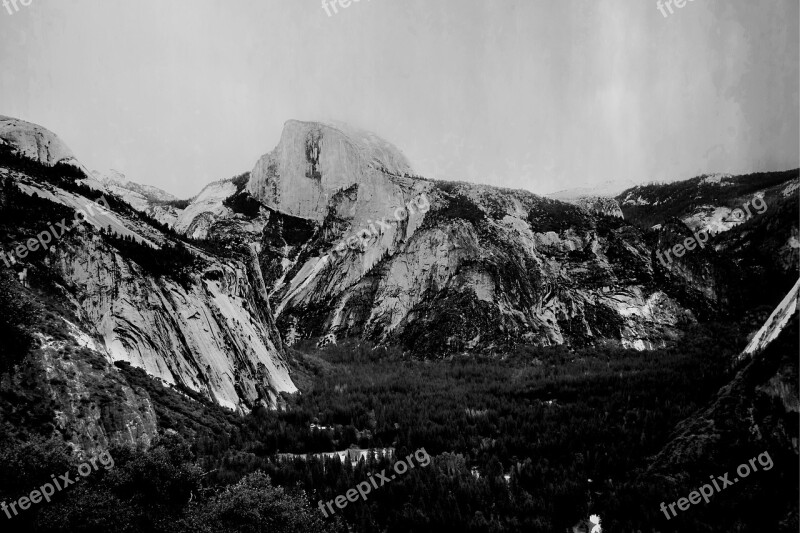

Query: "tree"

xmin=177 ymin=472 xmax=342 ymax=533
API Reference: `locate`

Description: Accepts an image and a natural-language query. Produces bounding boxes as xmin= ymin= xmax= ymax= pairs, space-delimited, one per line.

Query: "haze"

xmin=0 ymin=0 xmax=797 ymax=198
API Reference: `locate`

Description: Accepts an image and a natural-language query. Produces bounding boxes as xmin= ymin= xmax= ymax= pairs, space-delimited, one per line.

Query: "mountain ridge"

xmin=0 ymin=119 xmax=298 ymax=438
xmin=2 ymin=112 xmax=797 ymax=376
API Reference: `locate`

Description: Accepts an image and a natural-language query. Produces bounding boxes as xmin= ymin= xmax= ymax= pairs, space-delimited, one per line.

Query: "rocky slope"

xmin=178 ymin=121 xmax=747 ymax=356
xmin=739 ymin=278 xmax=800 ymax=360
xmin=546 ymin=181 xmax=631 ymax=219
xmin=616 ymin=170 xmax=799 ymax=314
xmin=248 ymin=120 xmax=416 ymax=222
xmin=92 ymin=169 xmax=178 ymax=205
xmin=0 ymin=116 xmax=83 ymax=169
xmin=174 ymin=177 xmax=239 ymax=238
xmin=267 ymin=181 xmax=700 ymax=355
xmin=3 ymin=114 xmax=796 ymax=426
xmin=564 ymin=196 xmax=624 ymax=219
xmin=0 ymin=261 xmax=158 ymax=457
xmin=45 ymin=231 xmax=296 ymax=412
xmin=617 ymin=170 xmax=799 ymax=232
xmin=547 ymin=179 xmax=637 ymax=200
xmin=650 ymin=278 xmax=799 ymax=474
xmin=49 ymin=118 xmax=793 ymax=360
xmin=90 ymin=169 xmax=185 ymax=228
xmin=0 ymin=118 xmax=297 ymax=428
xmin=644 ymin=279 xmax=799 ymax=530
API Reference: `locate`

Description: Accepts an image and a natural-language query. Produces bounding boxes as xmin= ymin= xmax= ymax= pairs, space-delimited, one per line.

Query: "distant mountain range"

xmin=0 ymin=114 xmax=797 ymax=455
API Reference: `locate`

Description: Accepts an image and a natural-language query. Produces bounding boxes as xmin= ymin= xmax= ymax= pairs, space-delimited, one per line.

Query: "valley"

xmin=1 ymin=3 xmax=797 ymax=531
xmin=0 ymin=115 xmax=796 ymax=532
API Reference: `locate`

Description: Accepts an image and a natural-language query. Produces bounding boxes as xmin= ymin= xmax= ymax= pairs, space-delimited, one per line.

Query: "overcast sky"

xmin=0 ymin=0 xmax=797 ymax=198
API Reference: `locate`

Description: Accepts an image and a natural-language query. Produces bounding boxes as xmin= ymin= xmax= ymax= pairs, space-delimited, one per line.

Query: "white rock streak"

xmin=740 ymin=278 xmax=800 ymax=360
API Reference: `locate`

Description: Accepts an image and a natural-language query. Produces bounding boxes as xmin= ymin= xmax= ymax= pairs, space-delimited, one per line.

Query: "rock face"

xmin=642 ymin=281 xmax=799 ymax=531
xmin=174 ymin=178 xmax=238 ymax=238
xmin=649 ymin=279 xmax=800 ymax=473
xmin=264 ymin=180 xmax=695 ymax=355
xmin=47 ymin=234 xmax=296 ymax=411
xmin=547 ymin=183 xmax=629 ymax=219
xmin=0 ymin=115 xmax=81 ymax=168
xmin=617 ymin=170 xmax=799 ymax=314
xmin=570 ymin=196 xmax=624 ymax=219
xmin=175 ymin=120 xmax=774 ymax=356
xmin=0 ymin=256 xmax=159 ymax=456
xmin=616 ymin=170 xmax=798 ymax=233
xmin=91 ymin=169 xmax=185 ymax=228
xmin=93 ymin=169 xmax=178 ymax=205
xmin=248 ymin=120 xmax=414 ymax=222
xmin=739 ymin=278 xmax=800 ymax=361
xmin=0 ymin=118 xmax=297 ymax=418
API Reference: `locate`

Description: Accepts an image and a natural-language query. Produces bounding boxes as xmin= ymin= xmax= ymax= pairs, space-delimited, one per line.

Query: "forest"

xmin=0 ymin=256 xmax=796 ymax=531
xmin=102 ymin=320 xmax=794 ymax=532
xmin=0 ymin=151 xmax=795 ymax=531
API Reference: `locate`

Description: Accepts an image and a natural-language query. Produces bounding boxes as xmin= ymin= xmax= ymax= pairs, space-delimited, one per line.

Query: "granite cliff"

xmin=0 ymin=118 xmax=297 ymax=452
xmin=179 ymin=121 xmax=745 ymax=356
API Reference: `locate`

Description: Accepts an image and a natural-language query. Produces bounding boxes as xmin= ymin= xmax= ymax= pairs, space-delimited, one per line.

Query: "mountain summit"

xmin=248 ymin=120 xmax=414 ymax=221
xmin=0 ymin=115 xmax=81 ymax=168
xmin=0 ymin=115 xmax=297 ymax=425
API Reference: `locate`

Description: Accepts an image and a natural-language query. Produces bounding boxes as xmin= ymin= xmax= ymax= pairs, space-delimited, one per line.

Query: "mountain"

xmin=0 ymin=117 xmax=297 ymax=456
xmin=92 ymin=169 xmax=178 ymax=205
xmin=1 ymin=114 xmax=796 ymax=451
xmin=173 ymin=176 xmax=242 ymax=238
xmin=739 ymin=278 xmax=799 ymax=359
xmin=547 ymin=179 xmax=637 ymax=201
xmin=90 ymin=169 xmax=186 ymax=228
xmin=177 ymin=121 xmax=751 ymax=356
xmin=616 ymin=170 xmax=799 ymax=313
xmin=650 ymin=278 xmax=799 ymax=471
xmin=639 ymin=278 xmax=799 ymax=531
xmin=554 ymin=195 xmax=624 ymax=219
xmin=616 ymin=170 xmax=799 ymax=232
xmin=173 ymin=121 xmax=799 ymax=358
xmin=248 ymin=120 xmax=415 ymax=222
xmin=0 ymin=269 xmax=159 ymax=456
xmin=546 ymin=180 xmax=634 ymax=219
xmin=0 ymin=116 xmax=79 ymax=168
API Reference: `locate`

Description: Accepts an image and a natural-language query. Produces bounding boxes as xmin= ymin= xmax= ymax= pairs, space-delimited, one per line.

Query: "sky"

xmin=0 ymin=0 xmax=797 ymax=198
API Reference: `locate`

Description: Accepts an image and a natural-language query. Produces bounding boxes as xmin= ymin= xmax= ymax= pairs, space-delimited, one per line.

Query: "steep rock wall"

xmin=248 ymin=120 xmax=414 ymax=222
xmin=49 ymin=234 xmax=296 ymax=411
